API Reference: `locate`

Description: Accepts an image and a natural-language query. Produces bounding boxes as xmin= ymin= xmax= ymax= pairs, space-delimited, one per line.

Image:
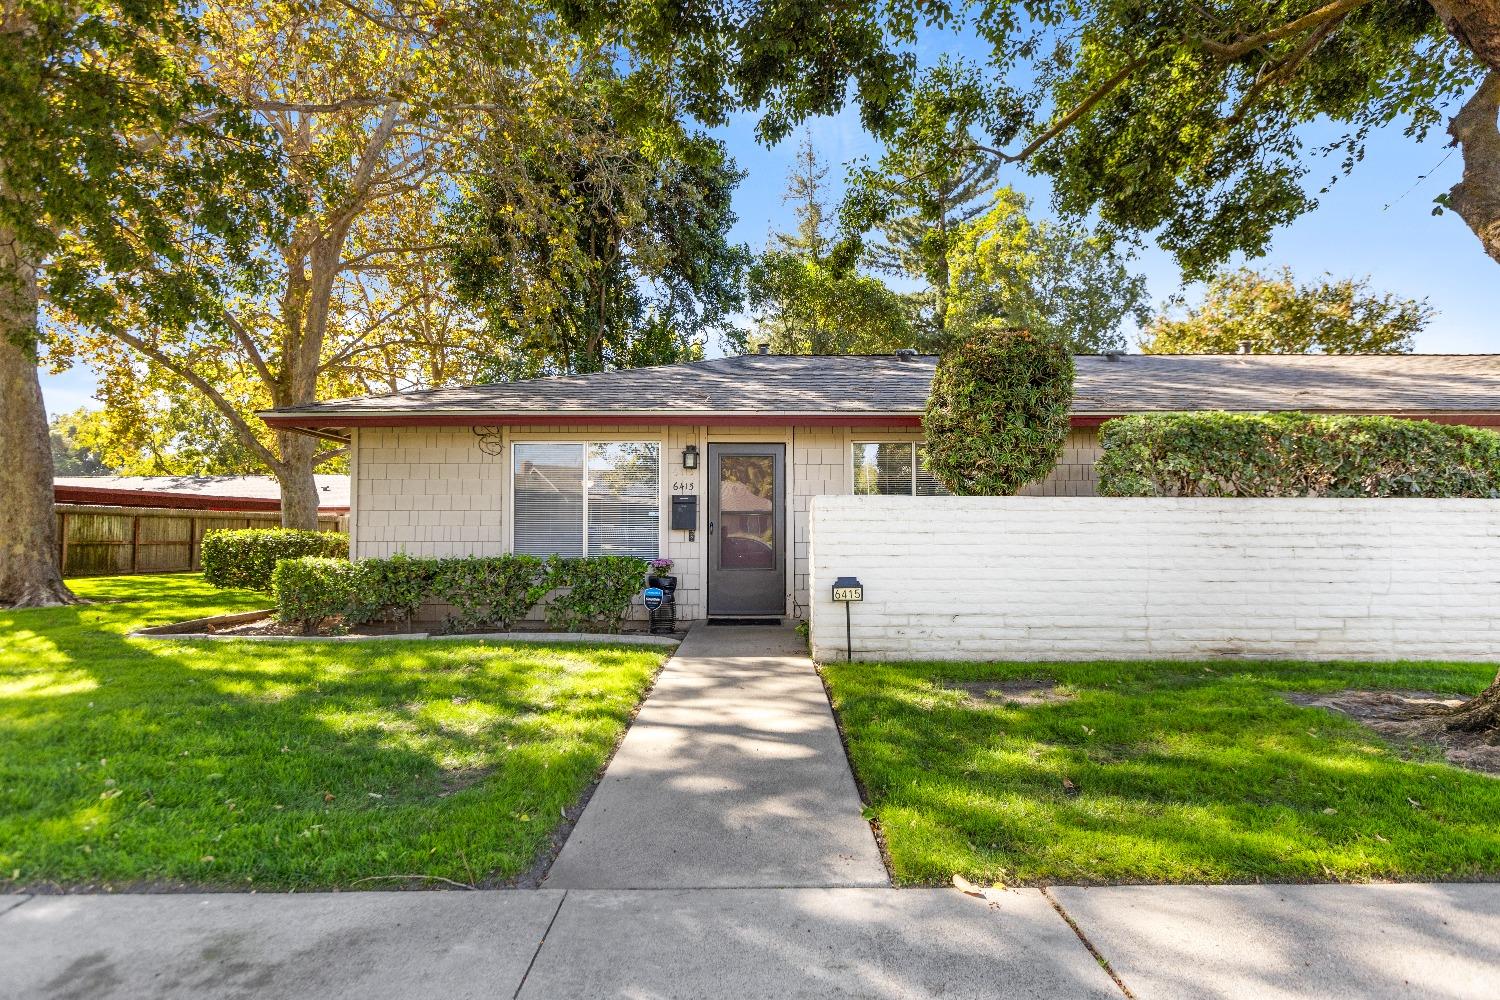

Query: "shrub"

xmin=1097 ymin=412 xmax=1500 ymax=497
xmin=354 ymin=553 xmax=442 ymax=628
xmin=544 ymin=555 xmax=648 ymax=633
xmin=271 ymin=558 xmax=366 ymax=634
xmin=431 ymin=555 xmax=551 ymax=633
xmin=923 ymin=322 xmax=1075 ymax=495
xmin=268 ymin=552 xmax=649 ymax=635
xmin=201 ymin=528 xmax=347 ymax=591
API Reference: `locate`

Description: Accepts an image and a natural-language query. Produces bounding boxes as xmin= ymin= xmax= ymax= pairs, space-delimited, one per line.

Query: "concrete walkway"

xmin=4 ymin=883 xmax=1497 ymax=999
xmin=545 ymin=623 xmax=887 ymax=889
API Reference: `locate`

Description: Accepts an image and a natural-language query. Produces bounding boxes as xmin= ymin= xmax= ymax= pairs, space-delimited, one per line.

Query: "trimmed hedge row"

xmin=1097 ymin=412 xmax=1500 ymax=498
xmin=269 ymin=553 xmax=649 ymax=635
xmin=201 ymin=528 xmax=348 ymax=591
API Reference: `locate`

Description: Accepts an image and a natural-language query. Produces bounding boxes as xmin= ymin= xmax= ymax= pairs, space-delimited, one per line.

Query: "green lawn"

xmin=0 ymin=574 xmax=666 ymax=890
xmin=822 ymin=657 xmax=1500 ymax=886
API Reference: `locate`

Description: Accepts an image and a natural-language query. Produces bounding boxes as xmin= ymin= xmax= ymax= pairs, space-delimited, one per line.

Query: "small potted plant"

xmin=647 ymin=558 xmax=676 ymax=592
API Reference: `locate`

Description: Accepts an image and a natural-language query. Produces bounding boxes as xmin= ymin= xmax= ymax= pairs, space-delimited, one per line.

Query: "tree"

xmin=2 ymin=0 xmax=283 ymax=606
xmin=841 ymin=59 xmax=1002 ymax=338
xmin=50 ymin=411 xmax=112 ymax=476
xmin=43 ymin=0 xmax=572 ymax=530
xmin=923 ymin=322 xmax=1076 ymax=495
xmin=578 ymin=2 xmax=1500 ymax=271
xmin=448 ymin=72 xmax=749 ymax=374
xmin=1140 ymin=267 xmax=1431 ymax=354
xmin=944 ymin=190 xmax=1148 ymax=353
xmin=747 ymin=139 xmax=912 ymax=354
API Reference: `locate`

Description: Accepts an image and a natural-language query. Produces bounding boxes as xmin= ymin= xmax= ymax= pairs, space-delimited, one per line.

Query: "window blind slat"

xmin=513 ymin=443 xmax=585 ymax=557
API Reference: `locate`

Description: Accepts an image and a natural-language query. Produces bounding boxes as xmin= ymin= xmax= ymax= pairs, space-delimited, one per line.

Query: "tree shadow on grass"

xmin=828 ymin=659 xmax=1500 ymax=886
xmin=0 ymin=577 xmax=661 ymax=891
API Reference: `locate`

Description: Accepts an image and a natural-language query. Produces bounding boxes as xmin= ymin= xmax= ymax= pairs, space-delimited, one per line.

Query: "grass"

xmin=0 ymin=573 xmax=667 ymax=890
xmin=822 ymin=657 xmax=1500 ymax=886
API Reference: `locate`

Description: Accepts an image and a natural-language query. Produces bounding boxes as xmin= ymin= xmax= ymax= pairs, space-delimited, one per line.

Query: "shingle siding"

xmin=352 ymin=422 xmax=1104 ymax=621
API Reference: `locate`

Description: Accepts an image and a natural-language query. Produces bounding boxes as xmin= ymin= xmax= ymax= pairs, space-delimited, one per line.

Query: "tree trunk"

xmin=1445 ymin=71 xmax=1500 ymax=264
xmin=275 ymin=430 xmax=321 ymax=530
xmin=1446 ymin=670 xmax=1500 ymax=743
xmin=0 ymin=218 xmax=78 ymax=608
xmin=1434 ymin=1 xmax=1500 ymax=263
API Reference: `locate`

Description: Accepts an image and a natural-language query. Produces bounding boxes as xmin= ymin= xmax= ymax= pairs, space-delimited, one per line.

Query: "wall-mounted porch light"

xmin=682 ymin=444 xmax=699 ymax=470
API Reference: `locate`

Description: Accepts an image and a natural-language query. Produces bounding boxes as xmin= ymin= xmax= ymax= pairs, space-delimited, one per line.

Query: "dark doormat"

xmin=705 ymin=618 xmax=785 ymax=626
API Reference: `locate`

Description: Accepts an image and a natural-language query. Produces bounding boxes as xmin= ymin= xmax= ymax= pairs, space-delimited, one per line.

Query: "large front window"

xmin=851 ymin=442 xmax=948 ymax=496
xmin=512 ymin=442 xmax=661 ymax=558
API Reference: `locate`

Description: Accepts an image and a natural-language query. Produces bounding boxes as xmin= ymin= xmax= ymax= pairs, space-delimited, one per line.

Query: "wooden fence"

xmin=56 ymin=504 xmax=347 ymax=577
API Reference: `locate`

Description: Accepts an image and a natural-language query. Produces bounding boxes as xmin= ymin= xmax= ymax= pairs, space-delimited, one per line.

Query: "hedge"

xmin=1097 ymin=412 xmax=1500 ymax=498
xmin=923 ymin=323 xmax=1075 ymax=495
xmin=270 ymin=553 xmax=650 ymax=634
xmin=200 ymin=528 xmax=348 ymax=591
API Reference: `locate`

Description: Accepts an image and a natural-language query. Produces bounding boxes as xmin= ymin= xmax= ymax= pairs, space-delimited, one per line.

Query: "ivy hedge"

xmin=1097 ymin=412 xmax=1500 ymax=498
xmin=269 ymin=553 xmax=650 ymax=635
xmin=200 ymin=528 xmax=348 ymax=591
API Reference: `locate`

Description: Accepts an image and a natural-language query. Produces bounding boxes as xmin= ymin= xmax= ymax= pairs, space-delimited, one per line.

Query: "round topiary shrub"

xmin=923 ymin=322 xmax=1075 ymax=495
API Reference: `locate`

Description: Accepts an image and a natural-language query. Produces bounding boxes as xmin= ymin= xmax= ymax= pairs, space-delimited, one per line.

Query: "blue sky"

xmin=38 ymin=34 xmax=1500 ymax=417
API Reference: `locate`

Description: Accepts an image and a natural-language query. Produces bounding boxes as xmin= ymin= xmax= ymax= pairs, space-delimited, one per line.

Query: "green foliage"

xmin=1140 ymin=268 xmax=1432 ymax=355
xmin=449 ymin=69 xmax=749 ymax=374
xmin=200 ymin=529 xmax=346 ymax=592
xmin=1097 ymin=412 xmax=1500 ymax=498
xmin=269 ymin=553 xmax=648 ymax=634
xmin=543 ymin=556 xmax=651 ymax=634
xmin=923 ymin=324 xmax=1076 ymax=495
xmin=49 ymin=409 xmax=112 ymax=475
xmin=432 ymin=556 xmax=551 ymax=633
xmin=269 ymin=558 xmax=364 ymax=634
xmin=746 ymin=139 xmax=913 ymax=354
xmin=944 ymin=189 xmax=1147 ymax=354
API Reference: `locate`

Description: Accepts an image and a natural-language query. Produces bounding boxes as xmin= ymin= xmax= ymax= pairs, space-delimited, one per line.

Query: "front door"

xmin=706 ymin=443 xmax=786 ymax=616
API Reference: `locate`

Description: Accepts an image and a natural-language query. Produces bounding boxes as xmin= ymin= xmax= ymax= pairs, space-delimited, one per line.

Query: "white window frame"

xmin=509 ymin=439 xmax=664 ymax=558
xmin=850 ymin=440 xmax=945 ymax=497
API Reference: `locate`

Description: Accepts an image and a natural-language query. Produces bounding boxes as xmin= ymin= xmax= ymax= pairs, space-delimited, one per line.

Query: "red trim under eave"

xmin=260 ymin=410 xmax=1500 ymax=432
xmin=260 ymin=412 xmax=929 ymax=430
xmin=54 ymin=485 xmax=349 ymax=514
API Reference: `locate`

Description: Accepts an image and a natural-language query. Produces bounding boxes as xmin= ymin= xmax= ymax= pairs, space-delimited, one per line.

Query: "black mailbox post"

xmin=831 ymin=576 xmax=863 ymax=661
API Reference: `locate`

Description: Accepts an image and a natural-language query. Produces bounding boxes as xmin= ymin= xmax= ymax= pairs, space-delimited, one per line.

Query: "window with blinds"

xmin=512 ymin=442 xmax=660 ymax=559
xmin=852 ymin=442 xmax=950 ymax=497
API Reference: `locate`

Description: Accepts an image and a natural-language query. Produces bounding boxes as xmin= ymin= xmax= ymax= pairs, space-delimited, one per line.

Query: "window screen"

xmin=852 ymin=442 xmax=949 ymax=497
xmin=512 ymin=441 xmax=660 ymax=559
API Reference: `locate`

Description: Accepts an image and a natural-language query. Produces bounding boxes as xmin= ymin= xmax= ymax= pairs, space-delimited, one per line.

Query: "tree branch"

xmin=1196 ymin=0 xmax=1376 ymax=60
xmin=976 ymin=52 xmax=1156 ymax=164
xmin=108 ymin=329 xmax=282 ymax=471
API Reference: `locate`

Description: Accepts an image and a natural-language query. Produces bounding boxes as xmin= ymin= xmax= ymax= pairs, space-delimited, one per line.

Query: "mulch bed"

xmin=1286 ymin=689 xmax=1500 ymax=776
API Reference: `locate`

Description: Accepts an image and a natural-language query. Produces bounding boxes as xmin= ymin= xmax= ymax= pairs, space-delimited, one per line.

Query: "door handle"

xmin=708 ymin=519 xmax=715 ymax=534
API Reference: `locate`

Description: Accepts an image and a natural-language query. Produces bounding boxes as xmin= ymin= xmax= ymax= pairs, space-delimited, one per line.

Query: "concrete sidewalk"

xmin=545 ymin=623 xmax=887 ymax=889
xmin=4 ymin=883 xmax=1497 ymax=999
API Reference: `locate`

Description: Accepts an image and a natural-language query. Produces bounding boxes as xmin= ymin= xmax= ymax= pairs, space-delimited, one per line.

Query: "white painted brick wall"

xmin=809 ymin=496 xmax=1500 ymax=662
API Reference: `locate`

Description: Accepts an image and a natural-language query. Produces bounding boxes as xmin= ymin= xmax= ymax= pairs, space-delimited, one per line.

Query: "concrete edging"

xmin=130 ymin=613 xmax=680 ymax=647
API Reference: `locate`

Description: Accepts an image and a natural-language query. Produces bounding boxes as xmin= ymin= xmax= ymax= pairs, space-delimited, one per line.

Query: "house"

xmin=55 ymin=475 xmax=350 ymax=514
xmin=54 ymin=475 xmax=348 ymax=577
xmin=259 ymin=352 xmax=1500 ymax=621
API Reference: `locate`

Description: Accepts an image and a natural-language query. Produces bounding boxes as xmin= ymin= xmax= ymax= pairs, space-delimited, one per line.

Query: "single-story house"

xmin=259 ymin=352 xmax=1500 ymax=621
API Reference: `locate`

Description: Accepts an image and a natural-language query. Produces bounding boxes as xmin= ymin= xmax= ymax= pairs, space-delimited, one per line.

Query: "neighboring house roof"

xmin=259 ymin=353 xmax=1500 ymax=432
xmin=54 ymin=475 xmax=350 ymax=513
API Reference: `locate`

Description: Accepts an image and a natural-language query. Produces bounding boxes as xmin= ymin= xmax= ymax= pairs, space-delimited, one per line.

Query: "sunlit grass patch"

xmin=0 ymin=574 xmax=666 ymax=890
xmin=823 ymin=657 xmax=1500 ymax=886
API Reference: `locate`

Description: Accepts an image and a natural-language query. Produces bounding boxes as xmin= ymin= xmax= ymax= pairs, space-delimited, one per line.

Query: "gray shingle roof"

xmin=54 ymin=475 xmax=350 ymax=508
xmin=261 ymin=353 xmax=1500 ymax=424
